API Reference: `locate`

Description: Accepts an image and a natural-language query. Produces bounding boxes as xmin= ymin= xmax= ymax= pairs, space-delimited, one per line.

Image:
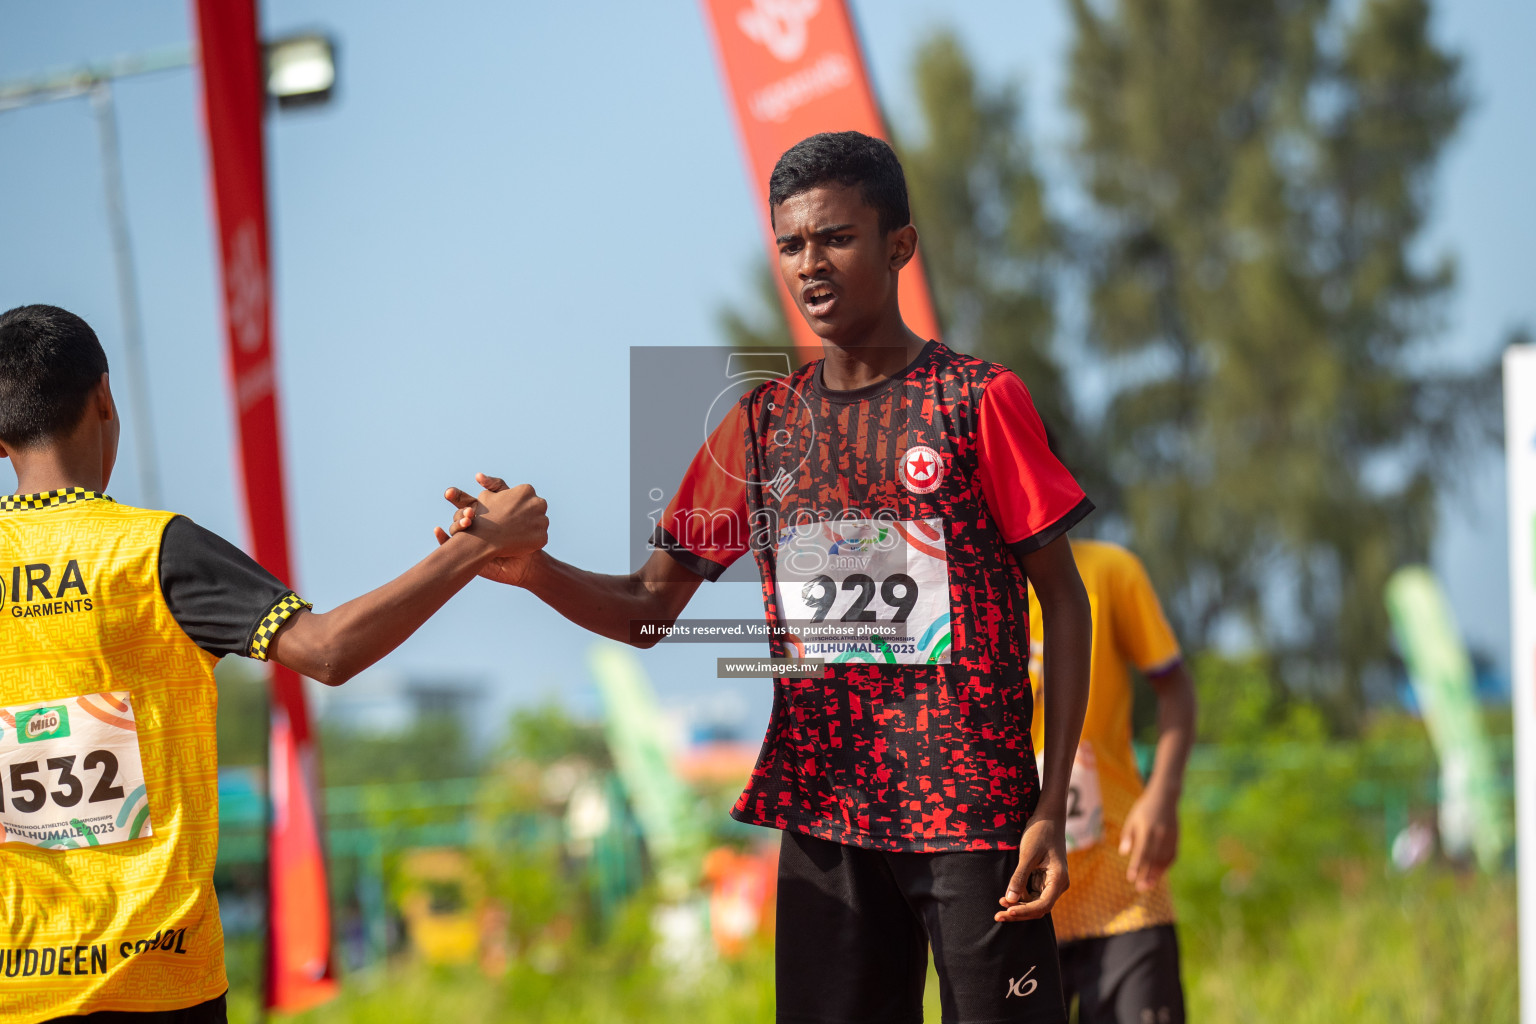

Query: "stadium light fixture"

xmin=264 ymin=33 xmax=337 ymax=109
xmin=0 ymin=30 xmax=340 ymax=505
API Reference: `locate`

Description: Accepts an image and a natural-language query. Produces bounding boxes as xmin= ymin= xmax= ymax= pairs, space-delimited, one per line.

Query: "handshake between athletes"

xmin=416 ymin=130 xmax=1106 ymax=1024
xmin=433 ymin=132 xmax=1098 ymax=1024
xmin=437 ymin=467 xmax=1090 ymax=935
xmin=435 ymin=473 xmax=549 ymax=590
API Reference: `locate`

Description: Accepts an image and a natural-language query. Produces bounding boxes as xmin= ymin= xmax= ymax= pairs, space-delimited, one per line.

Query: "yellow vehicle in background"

xmin=398 ymin=848 xmax=483 ymax=965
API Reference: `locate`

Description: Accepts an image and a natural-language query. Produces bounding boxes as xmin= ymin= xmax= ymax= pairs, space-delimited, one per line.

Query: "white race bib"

xmin=0 ymin=691 xmax=152 ymax=849
xmin=774 ymin=517 xmax=952 ymax=665
xmin=1039 ymin=743 xmax=1103 ymax=852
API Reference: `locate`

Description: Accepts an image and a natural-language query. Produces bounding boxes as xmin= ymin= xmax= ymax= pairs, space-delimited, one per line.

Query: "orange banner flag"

xmin=700 ymin=0 xmax=943 ymax=363
xmin=191 ymin=0 xmax=338 ymax=1010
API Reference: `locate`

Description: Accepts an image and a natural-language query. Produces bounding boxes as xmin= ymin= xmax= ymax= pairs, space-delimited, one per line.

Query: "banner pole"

xmin=191 ymin=0 xmax=337 ymax=1010
xmin=1505 ymin=345 xmax=1536 ymax=1024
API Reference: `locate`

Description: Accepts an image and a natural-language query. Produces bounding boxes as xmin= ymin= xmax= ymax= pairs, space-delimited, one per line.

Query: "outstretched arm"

xmin=270 ymin=482 xmax=547 ymax=685
xmin=514 ymin=548 xmax=703 ymax=648
xmin=997 ymin=534 xmax=1093 ymax=923
xmin=440 ymin=474 xmax=704 ymax=647
xmin=1120 ymin=660 xmax=1196 ymax=890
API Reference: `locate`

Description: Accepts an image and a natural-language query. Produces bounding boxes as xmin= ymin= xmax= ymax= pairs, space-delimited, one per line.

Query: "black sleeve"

xmin=157 ymin=515 xmax=310 ymax=660
xmin=651 ymin=526 xmax=728 ymax=583
xmin=1005 ymin=496 xmax=1095 ymax=561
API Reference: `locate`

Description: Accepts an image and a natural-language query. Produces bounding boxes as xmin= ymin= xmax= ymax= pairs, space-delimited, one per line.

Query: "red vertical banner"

xmin=700 ymin=0 xmax=943 ymax=362
xmin=191 ymin=0 xmax=338 ymax=1011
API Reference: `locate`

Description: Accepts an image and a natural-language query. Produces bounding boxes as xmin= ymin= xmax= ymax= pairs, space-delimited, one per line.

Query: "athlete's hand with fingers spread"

xmin=1120 ymin=785 xmax=1179 ymax=891
xmin=996 ymin=814 xmax=1069 ymax=923
xmin=433 ymin=472 xmax=548 ymax=585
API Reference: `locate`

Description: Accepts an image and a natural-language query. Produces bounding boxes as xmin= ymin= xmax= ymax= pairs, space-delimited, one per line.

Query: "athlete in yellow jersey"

xmin=0 ymin=305 xmax=549 ymax=1023
xmin=1028 ymin=539 xmax=1197 ymax=1024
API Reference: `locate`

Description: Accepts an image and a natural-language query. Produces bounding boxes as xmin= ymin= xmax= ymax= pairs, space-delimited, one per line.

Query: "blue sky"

xmin=1 ymin=1 xmax=1528 ymax=738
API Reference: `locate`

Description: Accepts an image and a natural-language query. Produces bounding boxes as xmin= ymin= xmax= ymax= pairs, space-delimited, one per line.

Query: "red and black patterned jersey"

xmin=656 ymin=342 xmax=1091 ymax=852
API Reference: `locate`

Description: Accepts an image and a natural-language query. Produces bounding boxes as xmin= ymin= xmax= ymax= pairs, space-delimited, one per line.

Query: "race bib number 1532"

xmin=0 ymin=691 xmax=152 ymax=850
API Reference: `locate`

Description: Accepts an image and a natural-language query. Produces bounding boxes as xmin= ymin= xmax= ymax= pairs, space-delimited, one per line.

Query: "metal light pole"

xmin=90 ymin=80 xmax=162 ymax=507
xmin=0 ymin=48 xmax=193 ymax=506
xmin=0 ymin=35 xmax=335 ymax=507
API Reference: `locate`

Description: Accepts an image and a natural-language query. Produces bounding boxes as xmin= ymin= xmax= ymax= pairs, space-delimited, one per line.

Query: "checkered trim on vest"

xmin=0 ymin=488 xmax=113 ymax=511
xmin=249 ymin=591 xmax=312 ymax=661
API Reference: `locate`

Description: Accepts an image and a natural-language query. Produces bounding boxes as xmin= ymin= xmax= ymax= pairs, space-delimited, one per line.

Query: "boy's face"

xmin=772 ymin=183 xmax=915 ymax=344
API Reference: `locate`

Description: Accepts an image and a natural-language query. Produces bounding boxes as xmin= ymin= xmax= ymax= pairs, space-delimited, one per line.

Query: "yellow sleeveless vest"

xmin=0 ymin=491 xmax=228 ymax=1020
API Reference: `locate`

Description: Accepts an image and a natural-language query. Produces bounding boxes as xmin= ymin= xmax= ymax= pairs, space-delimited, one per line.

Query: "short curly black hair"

xmin=0 ymin=304 xmax=109 ymax=448
xmin=768 ymin=131 xmax=911 ymax=235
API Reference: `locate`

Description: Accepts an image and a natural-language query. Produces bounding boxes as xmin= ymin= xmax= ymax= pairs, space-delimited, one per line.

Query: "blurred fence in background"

xmin=211 ymin=731 xmax=1514 ymax=979
xmin=205 ymin=652 xmax=1518 ymax=1021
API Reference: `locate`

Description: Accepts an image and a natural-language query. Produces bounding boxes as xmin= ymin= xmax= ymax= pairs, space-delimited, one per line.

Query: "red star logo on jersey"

xmin=901 ymin=445 xmax=943 ymax=494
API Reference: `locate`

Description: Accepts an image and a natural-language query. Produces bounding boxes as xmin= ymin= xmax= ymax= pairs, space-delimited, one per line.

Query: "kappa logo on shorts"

xmin=900 ymin=445 xmax=943 ymax=494
xmin=1006 ymin=965 xmax=1038 ymax=999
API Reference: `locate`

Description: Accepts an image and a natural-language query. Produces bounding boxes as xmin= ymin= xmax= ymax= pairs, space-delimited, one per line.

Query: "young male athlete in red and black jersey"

xmin=446 ymin=132 xmax=1093 ymax=1023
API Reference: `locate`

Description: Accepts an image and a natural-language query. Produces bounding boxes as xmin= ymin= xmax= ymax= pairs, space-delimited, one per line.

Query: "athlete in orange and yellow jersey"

xmin=1028 ymin=539 xmax=1197 ymax=1024
xmin=0 ymin=304 xmax=549 ymax=1023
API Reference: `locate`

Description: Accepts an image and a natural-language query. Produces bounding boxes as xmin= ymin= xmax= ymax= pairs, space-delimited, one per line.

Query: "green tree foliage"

xmin=898 ymin=34 xmax=1075 ymax=471
xmin=215 ymin=658 xmax=268 ymax=767
xmin=501 ymin=701 xmax=612 ymax=769
xmin=719 ymin=260 xmax=793 ymax=354
xmin=1066 ymin=0 xmax=1493 ymax=713
xmin=719 ymin=3 xmax=1496 ymax=720
xmin=321 ymin=712 xmax=483 ymax=787
xmin=217 ymin=658 xmax=488 ymax=786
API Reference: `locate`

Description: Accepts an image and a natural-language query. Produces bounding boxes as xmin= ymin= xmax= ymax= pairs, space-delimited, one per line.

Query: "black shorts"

xmin=1058 ymin=925 xmax=1184 ymax=1024
xmin=45 ymin=993 xmax=227 ymax=1024
xmin=776 ymin=830 xmax=1067 ymax=1024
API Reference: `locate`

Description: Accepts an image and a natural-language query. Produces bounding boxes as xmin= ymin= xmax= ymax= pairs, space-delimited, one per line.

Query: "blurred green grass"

xmin=1184 ymin=871 xmax=1515 ymax=1023
xmin=231 ymin=867 xmax=1513 ymax=1024
xmin=225 ymin=664 xmax=1516 ymax=1022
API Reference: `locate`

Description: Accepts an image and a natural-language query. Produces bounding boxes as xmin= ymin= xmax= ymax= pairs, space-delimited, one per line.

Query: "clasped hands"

xmin=434 ymin=472 xmax=548 ymax=585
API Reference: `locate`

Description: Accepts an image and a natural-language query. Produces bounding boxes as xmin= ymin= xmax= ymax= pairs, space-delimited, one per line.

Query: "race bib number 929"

xmin=774 ymin=517 xmax=953 ymax=665
xmin=0 ymin=691 xmax=152 ymax=850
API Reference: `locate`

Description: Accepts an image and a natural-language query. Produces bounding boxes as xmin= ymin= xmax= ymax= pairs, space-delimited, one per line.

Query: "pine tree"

xmin=720 ymin=3 xmax=1497 ymax=720
xmin=1066 ymin=0 xmax=1493 ymax=714
xmin=898 ymin=33 xmax=1071 ymax=459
